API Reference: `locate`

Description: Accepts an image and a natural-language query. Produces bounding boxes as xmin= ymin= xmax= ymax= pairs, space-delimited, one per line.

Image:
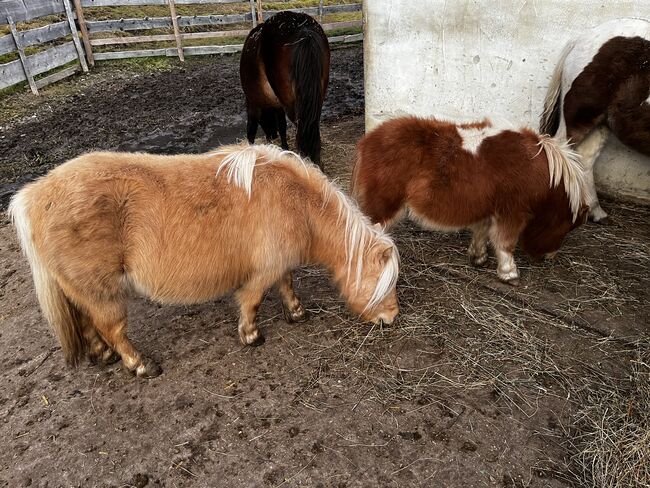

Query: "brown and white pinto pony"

xmin=351 ymin=116 xmax=589 ymax=284
xmin=540 ymin=18 xmax=650 ymax=223
xmin=240 ymin=11 xmax=330 ymax=169
xmin=9 ymin=144 xmax=399 ymax=378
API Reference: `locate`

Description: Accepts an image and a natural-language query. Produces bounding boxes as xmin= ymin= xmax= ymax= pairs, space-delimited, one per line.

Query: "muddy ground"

xmin=0 ymin=44 xmax=648 ymax=487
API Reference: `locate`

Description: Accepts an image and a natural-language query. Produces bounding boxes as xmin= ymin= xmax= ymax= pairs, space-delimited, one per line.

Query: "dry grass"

xmin=281 ymin=189 xmax=650 ymax=488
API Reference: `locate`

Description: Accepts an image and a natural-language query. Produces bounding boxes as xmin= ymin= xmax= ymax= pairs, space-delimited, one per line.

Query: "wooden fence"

xmin=0 ymin=0 xmax=362 ymax=94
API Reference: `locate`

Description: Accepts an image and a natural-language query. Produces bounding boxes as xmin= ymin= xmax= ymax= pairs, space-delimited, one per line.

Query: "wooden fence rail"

xmin=1 ymin=0 xmax=362 ymax=94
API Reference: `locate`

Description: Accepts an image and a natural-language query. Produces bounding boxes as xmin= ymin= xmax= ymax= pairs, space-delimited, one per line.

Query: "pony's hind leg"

xmin=468 ymin=219 xmax=491 ymax=267
xmin=260 ymin=109 xmax=279 ymax=141
xmin=276 ymin=271 xmax=307 ymax=323
xmin=81 ymin=315 xmax=117 ymax=365
xmin=576 ymin=126 xmax=609 ymax=223
xmin=85 ymin=300 xmax=161 ymax=378
xmin=489 ymin=217 xmax=526 ymax=285
xmin=235 ymin=278 xmax=272 ymax=346
xmin=276 ymin=109 xmax=289 ymax=150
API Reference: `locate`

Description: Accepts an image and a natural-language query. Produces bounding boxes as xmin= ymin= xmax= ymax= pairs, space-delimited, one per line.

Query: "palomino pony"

xmin=351 ymin=116 xmax=589 ymax=284
xmin=540 ymin=18 xmax=650 ymax=223
xmin=240 ymin=11 xmax=330 ymax=169
xmin=9 ymin=144 xmax=399 ymax=378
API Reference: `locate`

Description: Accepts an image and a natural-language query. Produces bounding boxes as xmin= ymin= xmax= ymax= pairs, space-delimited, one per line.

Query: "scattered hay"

xmin=287 ymin=200 xmax=649 ymax=488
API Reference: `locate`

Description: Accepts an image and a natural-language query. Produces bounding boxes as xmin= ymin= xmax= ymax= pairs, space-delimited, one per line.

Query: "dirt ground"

xmin=0 ymin=45 xmax=648 ymax=488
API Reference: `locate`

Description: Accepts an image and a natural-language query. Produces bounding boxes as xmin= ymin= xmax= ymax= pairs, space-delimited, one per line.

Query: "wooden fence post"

xmin=318 ymin=0 xmax=324 ymax=22
xmin=62 ymin=0 xmax=89 ymax=72
xmin=249 ymin=0 xmax=257 ymax=27
xmin=256 ymin=0 xmax=263 ymax=24
xmin=168 ymin=0 xmax=184 ymax=61
xmin=7 ymin=16 xmax=39 ymax=95
xmin=72 ymin=0 xmax=94 ymax=67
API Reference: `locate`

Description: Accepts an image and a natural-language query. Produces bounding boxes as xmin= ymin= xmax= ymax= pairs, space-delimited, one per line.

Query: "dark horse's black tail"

xmin=292 ymin=29 xmax=328 ymax=168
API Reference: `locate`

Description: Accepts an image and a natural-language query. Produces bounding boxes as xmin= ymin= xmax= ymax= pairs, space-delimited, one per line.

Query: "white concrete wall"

xmin=363 ymin=1 xmax=650 ymax=202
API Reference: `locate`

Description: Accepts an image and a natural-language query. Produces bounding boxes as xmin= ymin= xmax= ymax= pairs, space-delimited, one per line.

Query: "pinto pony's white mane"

xmin=214 ymin=143 xmax=399 ymax=311
xmin=537 ymin=135 xmax=586 ymax=221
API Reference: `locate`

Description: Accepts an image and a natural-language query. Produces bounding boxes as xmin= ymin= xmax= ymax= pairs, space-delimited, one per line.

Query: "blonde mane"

xmin=537 ymin=135 xmax=586 ymax=221
xmin=214 ymin=143 xmax=399 ymax=309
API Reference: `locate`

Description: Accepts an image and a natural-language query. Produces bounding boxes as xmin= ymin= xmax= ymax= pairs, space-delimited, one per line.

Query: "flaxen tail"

xmin=539 ymin=39 xmax=576 ymax=136
xmin=8 ymin=188 xmax=85 ymax=365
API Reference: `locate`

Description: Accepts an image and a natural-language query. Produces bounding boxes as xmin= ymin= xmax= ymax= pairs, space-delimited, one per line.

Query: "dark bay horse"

xmin=240 ymin=11 xmax=330 ymax=169
xmin=540 ymin=18 xmax=650 ymax=223
xmin=352 ymin=116 xmax=589 ymax=285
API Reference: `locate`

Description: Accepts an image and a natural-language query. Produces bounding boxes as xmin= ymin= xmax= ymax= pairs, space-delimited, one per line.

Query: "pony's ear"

xmin=373 ymin=222 xmax=385 ymax=232
xmin=376 ymin=245 xmax=393 ymax=264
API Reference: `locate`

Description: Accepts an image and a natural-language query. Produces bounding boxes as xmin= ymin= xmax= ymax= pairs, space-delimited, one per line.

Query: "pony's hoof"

xmin=136 ymin=359 xmax=162 ymax=378
xmin=283 ymin=304 xmax=309 ymax=323
xmin=469 ymin=254 xmax=488 ymax=267
xmin=101 ymin=349 xmax=120 ymax=365
xmin=593 ymin=216 xmax=611 ymax=225
xmin=248 ymin=334 xmax=266 ymax=347
xmin=501 ymin=277 xmax=519 ymax=286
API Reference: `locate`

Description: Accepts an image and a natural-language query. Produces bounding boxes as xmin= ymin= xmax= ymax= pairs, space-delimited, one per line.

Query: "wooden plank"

xmin=27 ymin=41 xmax=79 ymax=76
xmin=8 ymin=17 xmax=38 ymax=94
xmin=0 ymin=33 xmax=15 ymax=56
xmin=0 ymin=22 xmax=71 ymax=57
xmin=92 ymin=42 xmax=241 ymax=60
xmin=255 ymin=0 xmax=262 ymax=24
xmin=321 ymin=20 xmax=362 ymax=31
xmin=167 ymin=0 xmax=184 ymax=61
xmin=328 ymin=32 xmax=363 ymax=44
xmin=0 ymin=59 xmax=26 ymax=90
xmin=34 ymin=64 xmax=80 ymax=89
xmin=0 ymin=0 xmax=65 ymax=25
xmin=62 ymin=0 xmax=89 ymax=72
xmin=249 ymin=0 xmax=256 ymax=28
xmin=262 ymin=4 xmax=361 ymax=20
xmin=81 ymin=0 xmax=242 ymax=5
xmin=90 ymin=28 xmax=249 ymax=45
xmin=73 ymin=0 xmax=95 ymax=66
xmin=86 ymin=12 xmax=250 ymax=33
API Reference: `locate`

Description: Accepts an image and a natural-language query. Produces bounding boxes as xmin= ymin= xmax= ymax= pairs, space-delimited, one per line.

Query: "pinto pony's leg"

xmin=489 ymin=218 xmax=525 ymax=285
xmin=468 ymin=219 xmax=491 ymax=267
xmin=576 ymin=126 xmax=609 ymax=223
xmin=276 ymin=272 xmax=307 ymax=323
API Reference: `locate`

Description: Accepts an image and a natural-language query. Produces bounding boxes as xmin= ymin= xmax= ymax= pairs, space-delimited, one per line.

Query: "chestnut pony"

xmin=540 ymin=18 xmax=650 ymax=223
xmin=351 ymin=116 xmax=589 ymax=284
xmin=9 ymin=144 xmax=398 ymax=378
xmin=240 ymin=11 xmax=330 ymax=169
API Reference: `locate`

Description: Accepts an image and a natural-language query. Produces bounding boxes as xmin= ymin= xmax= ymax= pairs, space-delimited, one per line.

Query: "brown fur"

xmin=352 ymin=116 xmax=588 ymax=283
xmin=9 ymin=145 xmax=398 ymax=377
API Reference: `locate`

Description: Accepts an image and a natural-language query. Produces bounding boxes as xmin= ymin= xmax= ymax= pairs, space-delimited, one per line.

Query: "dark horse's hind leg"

xmin=246 ymin=108 xmax=259 ymax=144
xmin=276 ymin=109 xmax=289 ymax=150
xmin=260 ymin=109 xmax=279 ymax=141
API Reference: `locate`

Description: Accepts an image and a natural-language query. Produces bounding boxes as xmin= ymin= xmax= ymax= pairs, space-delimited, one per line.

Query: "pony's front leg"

xmin=235 ymin=281 xmax=268 ymax=346
xmin=276 ymin=271 xmax=307 ymax=323
xmin=489 ymin=219 xmax=524 ymax=285
xmin=468 ymin=219 xmax=491 ymax=267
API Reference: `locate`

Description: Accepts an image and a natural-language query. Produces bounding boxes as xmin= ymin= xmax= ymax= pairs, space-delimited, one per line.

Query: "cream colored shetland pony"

xmin=9 ymin=144 xmax=399 ymax=378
